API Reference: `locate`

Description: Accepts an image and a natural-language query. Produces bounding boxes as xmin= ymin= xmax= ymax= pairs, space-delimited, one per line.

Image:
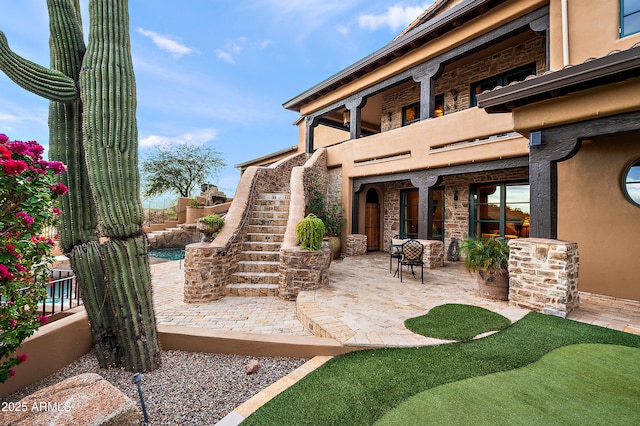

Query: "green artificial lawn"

xmin=404 ymin=303 xmax=512 ymax=341
xmin=242 ymin=312 xmax=640 ymax=426
xmin=375 ymin=343 xmax=640 ymax=425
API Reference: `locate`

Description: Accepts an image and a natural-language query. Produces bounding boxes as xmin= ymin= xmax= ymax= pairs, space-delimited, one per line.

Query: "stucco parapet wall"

xmin=184 ymin=152 xmax=309 ymax=303
xmin=282 ymin=149 xmax=328 ymax=250
xmin=324 ymin=108 xmax=527 ymax=173
xmin=508 ymin=238 xmax=579 ymax=318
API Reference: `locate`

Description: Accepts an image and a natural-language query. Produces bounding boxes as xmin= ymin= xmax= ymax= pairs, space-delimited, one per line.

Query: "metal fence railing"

xmin=40 ymin=269 xmax=82 ymax=317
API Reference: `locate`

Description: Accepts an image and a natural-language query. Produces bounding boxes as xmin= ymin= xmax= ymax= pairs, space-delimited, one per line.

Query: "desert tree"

xmin=141 ymin=142 xmax=226 ymax=199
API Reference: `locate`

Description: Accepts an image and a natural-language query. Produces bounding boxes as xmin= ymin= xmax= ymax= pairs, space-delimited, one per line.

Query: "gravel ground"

xmin=5 ymin=350 xmax=308 ymax=425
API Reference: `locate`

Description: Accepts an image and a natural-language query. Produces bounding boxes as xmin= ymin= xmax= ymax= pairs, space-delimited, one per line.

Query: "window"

xmin=400 ymin=189 xmax=419 ymax=239
xmin=470 ymin=63 xmax=536 ymax=106
xmin=470 ymin=182 xmax=530 ymax=239
xmin=434 ymin=94 xmax=444 ymax=117
xmin=429 ymin=187 xmax=444 ymax=241
xmin=623 ymin=159 xmax=640 ymax=207
xmin=621 ymin=0 xmax=640 ymax=37
xmin=402 ymin=103 xmax=420 ymax=126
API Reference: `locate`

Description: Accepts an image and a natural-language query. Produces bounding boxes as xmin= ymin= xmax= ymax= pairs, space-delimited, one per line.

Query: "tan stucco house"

xmin=235 ymin=0 xmax=640 ymax=302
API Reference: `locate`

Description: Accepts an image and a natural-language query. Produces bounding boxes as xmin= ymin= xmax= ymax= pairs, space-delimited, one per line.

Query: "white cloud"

xmin=137 ymin=28 xmax=194 ymax=58
xmin=260 ymin=40 xmax=273 ymax=48
xmin=215 ymin=49 xmax=235 ymax=64
xmin=140 ymin=129 xmax=219 ymax=148
xmin=335 ymin=24 xmax=350 ymax=36
xmin=358 ymin=3 xmax=432 ymax=32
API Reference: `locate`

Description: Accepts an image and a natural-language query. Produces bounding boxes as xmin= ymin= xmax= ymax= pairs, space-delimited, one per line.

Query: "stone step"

xmin=230 ymin=271 xmax=279 ymax=285
xmin=240 ymin=250 xmax=280 ymax=262
xmin=242 ymin=241 xmax=281 ymax=251
xmin=236 ymin=260 xmax=279 ymax=273
xmin=246 ymin=224 xmax=287 ymax=234
xmin=246 ymin=233 xmax=284 ymax=243
xmin=225 ymin=283 xmax=279 ymax=297
xmin=251 ymin=211 xmax=289 ymax=219
xmin=257 ymin=192 xmax=289 ymax=201
xmin=247 ymin=217 xmax=288 ymax=227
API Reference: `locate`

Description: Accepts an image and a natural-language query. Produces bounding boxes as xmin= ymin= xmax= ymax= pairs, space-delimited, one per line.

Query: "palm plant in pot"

xmin=460 ymin=237 xmax=510 ymax=300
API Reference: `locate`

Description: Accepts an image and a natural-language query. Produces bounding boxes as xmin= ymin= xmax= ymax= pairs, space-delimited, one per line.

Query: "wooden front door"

xmin=365 ymin=189 xmax=380 ymax=251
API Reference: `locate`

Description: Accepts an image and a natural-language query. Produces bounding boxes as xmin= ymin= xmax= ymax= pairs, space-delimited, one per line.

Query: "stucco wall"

xmin=549 ymin=0 xmax=640 ymax=69
xmin=558 ymin=131 xmax=640 ymax=301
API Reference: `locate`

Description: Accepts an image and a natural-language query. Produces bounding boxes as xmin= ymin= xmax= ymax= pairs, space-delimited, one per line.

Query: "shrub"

xmin=200 ymin=214 xmax=224 ymax=229
xmin=0 ymin=134 xmax=66 ymax=382
xmin=460 ymin=237 xmax=510 ymax=274
xmin=296 ymin=214 xmax=325 ymax=251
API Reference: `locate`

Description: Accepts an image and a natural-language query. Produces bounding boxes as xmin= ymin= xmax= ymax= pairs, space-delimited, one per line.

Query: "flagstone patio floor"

xmin=151 ymin=252 xmax=640 ymax=347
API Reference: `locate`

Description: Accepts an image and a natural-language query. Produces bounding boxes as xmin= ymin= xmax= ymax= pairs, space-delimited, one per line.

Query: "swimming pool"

xmin=148 ymin=247 xmax=185 ymax=261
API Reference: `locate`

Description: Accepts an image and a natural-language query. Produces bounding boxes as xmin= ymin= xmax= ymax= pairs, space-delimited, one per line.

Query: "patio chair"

xmin=389 ymin=235 xmax=403 ymax=275
xmin=400 ymin=239 xmax=424 ymax=284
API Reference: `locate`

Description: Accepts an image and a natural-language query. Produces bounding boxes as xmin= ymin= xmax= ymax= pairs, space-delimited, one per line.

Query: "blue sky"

xmin=0 ymin=1 xmax=434 ymax=206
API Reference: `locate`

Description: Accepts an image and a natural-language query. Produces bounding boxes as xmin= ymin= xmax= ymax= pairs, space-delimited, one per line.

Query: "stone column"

xmin=508 ymin=238 xmax=579 ymax=317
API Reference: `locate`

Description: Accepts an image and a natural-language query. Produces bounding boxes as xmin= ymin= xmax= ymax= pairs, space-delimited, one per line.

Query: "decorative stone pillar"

xmin=345 ymin=234 xmax=367 ymax=257
xmin=508 ymin=238 xmax=579 ymax=317
xmin=419 ymin=240 xmax=444 ymax=268
xmin=278 ymin=247 xmax=331 ymax=300
xmin=183 ymin=243 xmax=229 ymax=302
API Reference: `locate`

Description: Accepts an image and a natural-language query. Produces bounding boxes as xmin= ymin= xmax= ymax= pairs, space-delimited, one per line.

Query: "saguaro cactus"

xmin=0 ymin=0 xmax=160 ymax=371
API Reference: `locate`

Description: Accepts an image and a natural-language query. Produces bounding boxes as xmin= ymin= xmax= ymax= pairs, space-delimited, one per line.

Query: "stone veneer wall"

xmin=184 ymin=153 xmax=308 ymax=302
xmin=278 ymin=247 xmax=331 ymax=300
xmin=148 ymin=226 xmax=200 ymax=250
xmin=440 ymin=168 xmax=529 ymax=247
xmin=345 ymin=234 xmax=367 ymax=256
xmin=382 ymin=180 xmax=414 ymax=249
xmin=381 ymin=36 xmax=545 ymax=132
xmin=508 ymin=238 xmax=580 ymax=318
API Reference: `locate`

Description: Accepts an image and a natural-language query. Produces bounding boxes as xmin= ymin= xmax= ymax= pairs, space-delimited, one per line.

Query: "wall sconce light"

xmin=387 ymin=112 xmax=393 ymax=123
xmin=343 ymin=110 xmax=351 ymax=127
xmin=453 ymin=190 xmax=459 ymax=201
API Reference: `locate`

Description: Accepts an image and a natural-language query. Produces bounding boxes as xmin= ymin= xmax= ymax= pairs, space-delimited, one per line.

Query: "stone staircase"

xmin=226 ymin=191 xmax=289 ymax=297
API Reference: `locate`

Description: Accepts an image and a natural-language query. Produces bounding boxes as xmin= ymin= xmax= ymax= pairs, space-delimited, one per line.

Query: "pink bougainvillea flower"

xmin=5 ymin=141 xmax=29 ymax=156
xmin=15 ymin=354 xmax=27 ymax=364
xmin=15 ymin=265 xmax=27 ymax=273
xmin=52 ymin=207 xmax=61 ymax=216
xmin=15 ymin=212 xmax=35 ymax=226
xmin=0 ymin=133 xmax=8 ymax=143
xmin=46 ymin=161 xmax=66 ymax=174
xmin=2 ymin=159 xmax=28 ymax=176
xmin=0 ymin=145 xmax=11 ymax=159
xmin=36 ymin=316 xmax=49 ymax=326
xmin=50 ymin=182 xmax=68 ymax=195
xmin=8 ymin=319 xmax=17 ymax=328
xmin=8 ymin=369 xmax=15 ymax=378
xmin=0 ymin=264 xmax=14 ymax=281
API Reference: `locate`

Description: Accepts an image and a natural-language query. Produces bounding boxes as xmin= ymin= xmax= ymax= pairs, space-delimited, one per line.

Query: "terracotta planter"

xmin=476 ymin=268 xmax=509 ymax=301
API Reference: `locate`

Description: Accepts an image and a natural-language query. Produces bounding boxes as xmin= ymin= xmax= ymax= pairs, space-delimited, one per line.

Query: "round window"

xmin=623 ymin=159 xmax=640 ymax=207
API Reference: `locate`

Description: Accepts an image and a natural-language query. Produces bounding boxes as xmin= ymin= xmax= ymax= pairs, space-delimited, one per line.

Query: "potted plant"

xmin=322 ymin=203 xmax=346 ymax=259
xmin=460 ymin=237 xmax=510 ymax=300
xmin=296 ymin=214 xmax=325 ymax=251
xmin=196 ymin=214 xmax=224 ymax=242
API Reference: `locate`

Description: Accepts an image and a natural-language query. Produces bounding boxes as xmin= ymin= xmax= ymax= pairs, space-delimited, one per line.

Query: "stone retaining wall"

xmin=508 ymin=238 xmax=580 ymax=318
xmin=278 ymin=247 xmax=331 ymax=300
xmin=148 ymin=225 xmax=200 ymax=250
